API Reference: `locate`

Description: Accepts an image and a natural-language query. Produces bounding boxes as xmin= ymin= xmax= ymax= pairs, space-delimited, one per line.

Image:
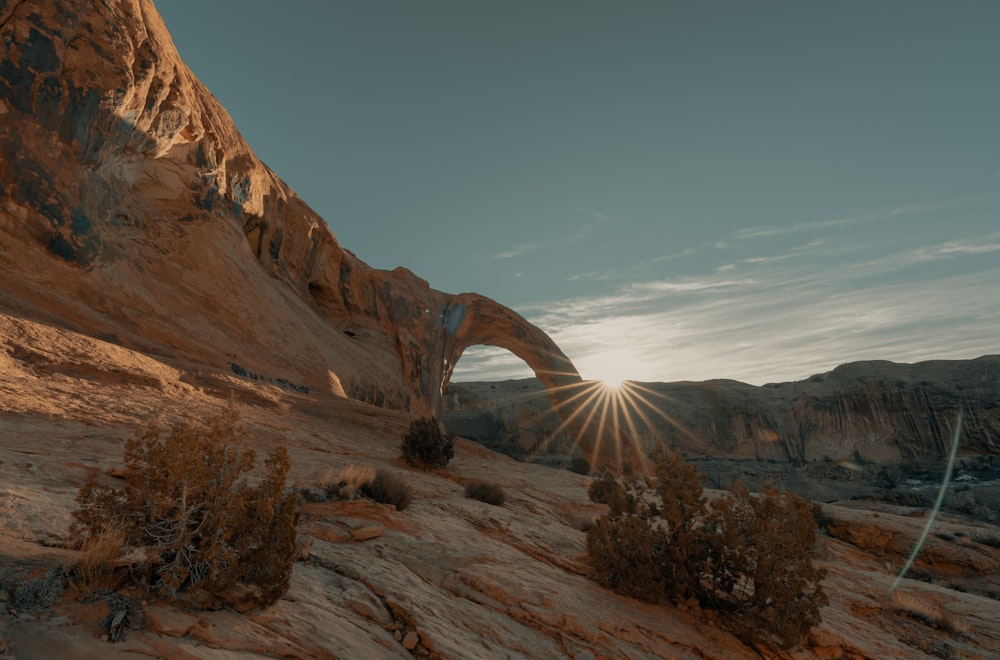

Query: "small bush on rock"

xmin=400 ymin=416 xmax=454 ymax=468
xmin=585 ymin=449 xmax=827 ymax=649
xmin=1 ymin=567 xmax=66 ymax=611
xmin=465 ymin=480 xmax=506 ymax=506
xmin=703 ymin=482 xmax=828 ymax=648
xmin=568 ymin=456 xmax=591 ymax=475
xmin=71 ymin=406 xmax=299 ymax=610
xmin=586 ymin=470 xmax=624 ymax=506
xmin=361 ymin=470 xmax=412 ymax=511
xmin=586 ymin=449 xmax=707 ymax=602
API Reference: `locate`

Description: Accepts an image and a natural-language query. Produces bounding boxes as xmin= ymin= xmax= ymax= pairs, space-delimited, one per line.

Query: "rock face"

xmin=443 ymin=355 xmax=1000 ymax=464
xmin=0 ymin=0 xmax=580 ymax=420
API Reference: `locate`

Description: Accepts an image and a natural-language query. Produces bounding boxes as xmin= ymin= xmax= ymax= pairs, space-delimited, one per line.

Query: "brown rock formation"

xmin=0 ymin=0 xmax=580 ymax=421
xmin=444 ymin=355 xmax=1000 ymax=464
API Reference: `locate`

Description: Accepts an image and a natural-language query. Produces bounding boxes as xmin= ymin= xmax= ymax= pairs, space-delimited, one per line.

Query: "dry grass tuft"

xmin=337 ymin=464 xmax=377 ymax=494
xmin=75 ymin=527 xmax=125 ymax=584
xmin=890 ymin=591 xmax=971 ymax=636
xmin=465 ymin=480 xmax=506 ymax=506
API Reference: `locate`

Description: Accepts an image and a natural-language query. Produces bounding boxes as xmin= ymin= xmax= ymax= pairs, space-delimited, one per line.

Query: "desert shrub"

xmin=587 ymin=449 xmax=707 ymax=602
xmin=465 ymin=480 xmax=506 ymax=506
xmin=400 ymin=416 xmax=454 ymax=468
xmin=360 ymin=469 xmax=412 ymax=511
xmin=298 ymin=485 xmax=330 ymax=503
xmin=703 ymin=482 xmax=828 ymax=648
xmin=587 ymin=470 xmax=624 ymax=506
xmin=1 ymin=567 xmax=66 ymax=611
xmin=586 ymin=449 xmax=826 ymax=649
xmin=71 ymin=406 xmax=299 ymax=609
xmin=569 ymin=456 xmax=591 ymax=475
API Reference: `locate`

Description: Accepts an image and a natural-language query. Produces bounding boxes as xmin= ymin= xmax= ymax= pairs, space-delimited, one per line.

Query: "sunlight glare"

xmin=580 ymin=350 xmax=640 ymax=390
xmin=599 ymin=375 xmax=627 ymax=389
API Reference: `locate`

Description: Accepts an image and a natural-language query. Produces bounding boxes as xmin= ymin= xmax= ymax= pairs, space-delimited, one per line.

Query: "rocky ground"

xmin=2 ymin=314 xmax=1000 ymax=659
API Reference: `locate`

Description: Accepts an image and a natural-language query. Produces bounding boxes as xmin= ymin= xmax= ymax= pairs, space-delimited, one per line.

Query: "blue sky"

xmin=158 ymin=1 xmax=999 ymax=385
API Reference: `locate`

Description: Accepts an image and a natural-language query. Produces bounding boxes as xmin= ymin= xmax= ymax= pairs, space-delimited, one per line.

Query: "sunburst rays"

xmin=514 ymin=375 xmax=705 ymax=473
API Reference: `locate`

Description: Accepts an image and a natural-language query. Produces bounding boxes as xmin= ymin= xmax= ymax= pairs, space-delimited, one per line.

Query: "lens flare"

xmin=519 ymin=374 xmax=703 ymax=474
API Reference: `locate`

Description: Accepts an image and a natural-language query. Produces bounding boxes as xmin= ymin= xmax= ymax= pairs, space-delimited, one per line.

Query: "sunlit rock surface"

xmin=0 ymin=0 xmax=580 ymax=422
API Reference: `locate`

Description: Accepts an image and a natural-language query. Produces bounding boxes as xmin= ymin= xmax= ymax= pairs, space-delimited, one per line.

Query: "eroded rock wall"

xmin=444 ymin=356 xmax=1000 ymax=463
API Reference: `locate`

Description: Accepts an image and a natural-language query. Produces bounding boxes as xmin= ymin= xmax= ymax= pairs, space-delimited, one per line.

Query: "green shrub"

xmin=400 ymin=416 xmax=454 ymax=468
xmin=361 ymin=469 xmax=412 ymax=511
xmin=465 ymin=480 xmax=506 ymax=506
xmin=586 ymin=449 xmax=826 ymax=649
xmin=71 ymin=406 xmax=299 ymax=610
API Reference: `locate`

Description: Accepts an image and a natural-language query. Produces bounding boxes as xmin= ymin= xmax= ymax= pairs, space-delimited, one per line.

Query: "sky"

xmin=158 ymin=1 xmax=999 ymax=386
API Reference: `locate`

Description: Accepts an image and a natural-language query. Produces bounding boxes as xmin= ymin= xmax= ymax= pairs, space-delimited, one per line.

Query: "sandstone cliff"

xmin=443 ymin=355 xmax=1000 ymax=464
xmin=0 ymin=0 xmax=580 ymax=421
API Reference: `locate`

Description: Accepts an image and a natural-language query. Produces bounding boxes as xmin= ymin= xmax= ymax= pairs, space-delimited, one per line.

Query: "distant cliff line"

xmin=443 ymin=355 xmax=1000 ymax=464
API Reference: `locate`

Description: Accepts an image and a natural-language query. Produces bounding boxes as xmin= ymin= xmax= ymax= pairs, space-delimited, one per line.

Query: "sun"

xmin=580 ymin=351 xmax=639 ymax=390
xmin=598 ymin=375 xmax=627 ymax=389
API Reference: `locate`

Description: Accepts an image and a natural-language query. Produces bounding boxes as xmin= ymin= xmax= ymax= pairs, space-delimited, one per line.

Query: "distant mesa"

xmin=444 ymin=355 xmax=1000 ymax=466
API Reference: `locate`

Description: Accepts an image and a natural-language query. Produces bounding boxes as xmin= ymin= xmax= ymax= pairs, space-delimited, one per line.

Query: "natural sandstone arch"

xmin=422 ymin=292 xmax=649 ymax=472
xmin=430 ymin=292 xmax=583 ymax=416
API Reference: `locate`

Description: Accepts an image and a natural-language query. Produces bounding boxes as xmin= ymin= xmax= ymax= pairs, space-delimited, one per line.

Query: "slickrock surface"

xmin=2 ymin=321 xmax=1000 ymax=658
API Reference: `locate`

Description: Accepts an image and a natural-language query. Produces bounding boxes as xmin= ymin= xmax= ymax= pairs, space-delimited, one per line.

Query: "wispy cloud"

xmin=937 ymin=240 xmax=1000 ymax=255
xmin=732 ymin=193 xmax=998 ymax=244
xmin=453 ymin=231 xmax=1000 ymax=385
xmin=568 ymin=246 xmax=700 ymax=282
xmin=652 ymin=247 xmax=696 ymax=262
xmin=491 ymin=209 xmax=611 ymax=262
xmin=490 ymin=243 xmax=541 ymax=260
xmin=567 ymin=270 xmax=622 ymax=282
xmin=734 ymin=216 xmax=855 ymax=240
xmin=569 ymin=209 xmax=610 ymax=243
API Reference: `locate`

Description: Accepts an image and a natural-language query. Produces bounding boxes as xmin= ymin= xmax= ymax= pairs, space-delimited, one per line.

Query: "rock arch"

xmin=428 ymin=292 xmax=583 ymax=417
